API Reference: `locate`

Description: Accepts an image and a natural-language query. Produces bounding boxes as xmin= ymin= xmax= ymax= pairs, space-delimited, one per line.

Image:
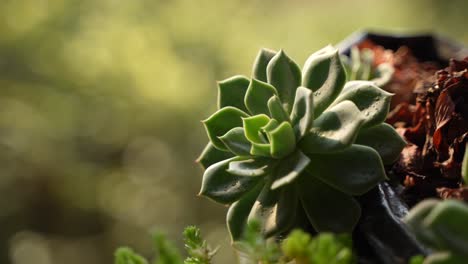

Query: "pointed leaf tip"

xmin=217 ymin=75 xmax=250 ymax=111
xmin=300 ymin=100 xmax=364 ymax=153
xmin=355 ymin=123 xmax=406 ymax=165
xmin=200 ymin=158 xmax=261 ymax=204
xmin=196 ymin=142 xmax=234 ymax=169
xmin=290 ymin=86 xmax=314 ymax=139
xmin=268 ymin=121 xmax=296 ymax=158
xmin=219 ymin=127 xmax=252 ymax=156
xmin=245 ymin=79 xmax=279 ymax=115
xmin=252 ymin=48 xmax=277 ymax=82
xmin=332 ymin=81 xmax=393 ymax=128
xmin=302 ymin=45 xmax=346 ymax=116
xmin=268 ymin=96 xmax=289 ymax=123
xmin=266 ymin=50 xmax=301 ymax=113
xmin=203 ymin=107 xmax=249 ymax=150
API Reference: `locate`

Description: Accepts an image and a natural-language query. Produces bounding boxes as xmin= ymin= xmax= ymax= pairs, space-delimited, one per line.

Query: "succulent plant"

xmin=341 ymin=46 xmax=394 ymax=87
xmin=197 ymin=45 xmax=406 ymax=242
xmin=405 ymin=199 xmax=468 ymax=264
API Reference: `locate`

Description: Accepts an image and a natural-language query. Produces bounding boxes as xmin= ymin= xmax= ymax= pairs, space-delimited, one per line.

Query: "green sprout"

xmin=183 ymin=226 xmax=218 ymax=264
xmin=404 ymin=199 xmax=468 ymax=264
xmin=114 ymin=227 xmax=217 ymax=264
xmin=115 ymin=247 xmax=149 ymax=264
xmin=282 ymin=230 xmax=354 ymax=264
xmin=197 ymin=45 xmax=405 ymax=242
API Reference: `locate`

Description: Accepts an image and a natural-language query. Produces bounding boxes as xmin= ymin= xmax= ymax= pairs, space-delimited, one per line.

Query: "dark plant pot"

xmin=336 ymin=31 xmax=468 ymax=264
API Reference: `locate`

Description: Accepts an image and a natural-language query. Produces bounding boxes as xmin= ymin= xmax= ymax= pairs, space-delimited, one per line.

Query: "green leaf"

xmin=219 ymin=127 xmax=251 ymax=156
xmin=217 ymin=75 xmax=250 ymax=112
xmin=227 ymin=158 xmax=273 ymax=177
xmin=424 ymin=200 xmax=468 ymax=255
xmin=359 ymin=48 xmax=374 ymax=81
xmin=153 ymin=232 xmax=184 ymax=264
xmin=267 ymin=50 xmax=302 ymax=113
xmin=227 ymin=183 xmax=263 ymax=242
xmin=331 ymin=81 xmax=393 ymax=128
xmin=199 ymin=158 xmax=261 ymax=204
xmin=355 ymin=123 xmax=406 ymax=165
xmin=114 ymin=247 xmax=149 ymax=264
xmin=462 ymin=143 xmax=468 ymax=185
xmin=203 ymin=107 xmax=249 ymax=150
xmin=290 ymin=87 xmax=314 ymax=139
xmin=268 ymin=96 xmax=289 ymax=123
xmin=196 ymin=143 xmax=234 ymax=170
xmin=281 ymin=230 xmax=312 ymax=260
xmin=299 ymin=100 xmax=364 ymax=153
xmin=248 ymin=179 xmax=298 ymax=237
xmin=349 ymin=46 xmax=362 ymax=81
xmin=267 ymin=121 xmax=296 ymax=158
xmin=271 ymin=150 xmax=310 ymax=190
xmin=252 ymin=48 xmax=277 ymax=82
xmin=250 ymin=142 xmax=271 ymax=157
xmin=372 ymin=63 xmax=394 ymax=87
xmin=306 ymin=144 xmax=387 ymax=195
xmin=242 ymin=114 xmax=270 ymax=144
xmin=404 ymin=199 xmax=441 ymax=249
xmin=298 ymin=173 xmax=361 ymax=233
xmin=245 ymin=79 xmax=279 ymax=115
xmin=301 ymin=45 xmax=346 ymax=116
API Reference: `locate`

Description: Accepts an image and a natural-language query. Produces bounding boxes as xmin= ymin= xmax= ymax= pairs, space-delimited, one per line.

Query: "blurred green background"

xmin=0 ymin=0 xmax=466 ymax=263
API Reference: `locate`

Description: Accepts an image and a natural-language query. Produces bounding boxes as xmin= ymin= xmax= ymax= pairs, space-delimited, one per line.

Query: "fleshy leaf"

xmin=242 ymin=114 xmax=270 ymax=144
xmin=424 ymin=200 xmax=468 ymax=254
xmin=355 ymin=123 xmax=406 ymax=165
xmin=196 ymin=142 xmax=234 ymax=170
xmin=373 ymin=63 xmax=394 ymax=87
xmin=250 ymin=142 xmax=271 ymax=157
xmin=217 ymin=75 xmax=250 ymax=112
xmin=290 ymin=86 xmax=314 ymax=138
xmin=268 ymin=121 xmax=296 ymax=158
xmin=227 ymin=158 xmax=273 ymax=177
xmin=404 ymin=199 xmax=441 ymax=249
xmin=227 ymin=183 xmax=263 ymax=242
xmin=306 ymin=144 xmax=387 ymax=195
xmin=298 ymin=173 xmax=361 ymax=233
xmin=199 ymin=158 xmax=261 ymax=205
xmin=203 ymin=107 xmax=249 ymax=150
xmin=219 ymin=127 xmax=251 ymax=156
xmin=245 ymin=79 xmax=279 ymax=115
xmin=271 ymin=150 xmax=310 ymax=190
xmin=302 ymin=45 xmax=346 ymax=116
xmin=331 ymin=81 xmax=393 ymax=128
xmin=268 ymin=96 xmax=289 ymax=123
xmin=299 ymin=100 xmax=364 ymax=153
xmin=252 ymin=48 xmax=277 ymax=82
xmin=262 ymin=118 xmax=279 ymax=132
xmin=266 ymin=50 xmax=301 ymax=112
xmin=248 ymin=179 xmax=298 ymax=237
xmin=349 ymin=46 xmax=362 ymax=81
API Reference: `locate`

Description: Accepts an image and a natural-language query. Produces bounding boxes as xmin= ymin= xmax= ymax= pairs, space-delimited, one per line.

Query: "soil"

xmin=356 ymin=40 xmax=468 ymax=207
